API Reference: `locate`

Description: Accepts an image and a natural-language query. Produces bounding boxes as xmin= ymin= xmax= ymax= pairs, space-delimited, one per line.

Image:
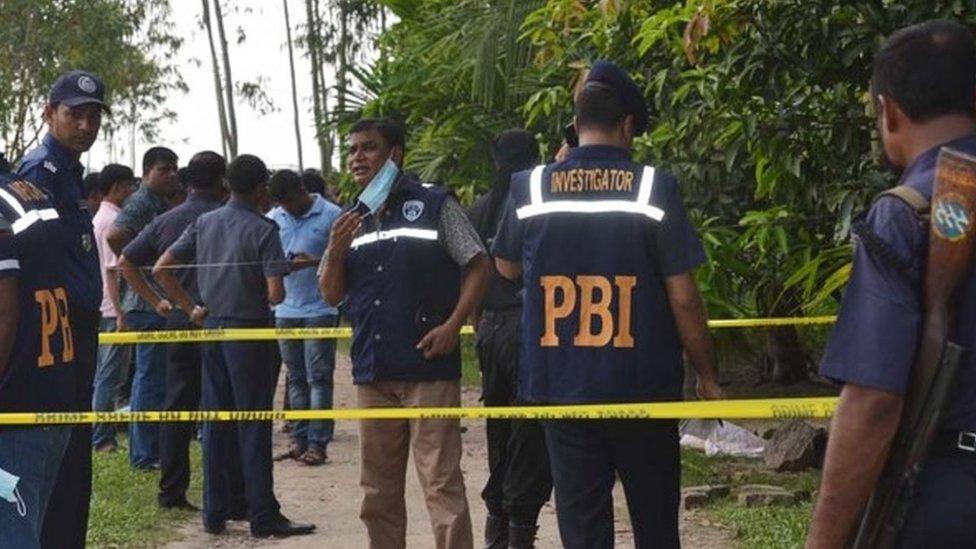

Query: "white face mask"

xmin=356 ymin=158 xmax=399 ymax=214
xmin=0 ymin=466 xmax=25 ymax=517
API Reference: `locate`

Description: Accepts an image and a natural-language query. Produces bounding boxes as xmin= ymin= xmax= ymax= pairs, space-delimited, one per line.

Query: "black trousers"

xmin=201 ymin=317 xmax=279 ymax=527
xmin=477 ymin=309 xmax=552 ymax=525
xmin=543 ymin=419 xmax=680 ymax=549
xmin=897 ymin=437 xmax=976 ymax=548
xmin=158 ymin=315 xmax=202 ymax=505
xmin=41 ymin=307 xmax=99 ymax=549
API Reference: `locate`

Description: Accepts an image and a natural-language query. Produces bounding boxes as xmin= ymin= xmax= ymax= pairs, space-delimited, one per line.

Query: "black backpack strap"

xmin=849 ymin=186 xmax=929 ymax=277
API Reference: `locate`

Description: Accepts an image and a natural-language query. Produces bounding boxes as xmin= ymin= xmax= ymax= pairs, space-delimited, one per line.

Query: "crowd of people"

xmin=3 ymin=16 xmax=976 ymax=549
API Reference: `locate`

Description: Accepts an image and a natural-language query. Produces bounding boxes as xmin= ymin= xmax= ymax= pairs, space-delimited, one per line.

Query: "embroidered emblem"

xmin=43 ymin=161 xmax=57 ymax=174
xmin=933 ymin=196 xmax=971 ymax=242
xmin=402 ymin=200 xmax=424 ymax=222
xmin=81 ymin=234 xmax=93 ymax=252
xmin=77 ymin=75 xmax=97 ymax=94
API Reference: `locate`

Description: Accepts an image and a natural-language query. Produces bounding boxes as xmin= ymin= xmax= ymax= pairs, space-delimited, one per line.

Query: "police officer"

xmin=0 ymin=165 xmax=76 ymax=549
xmin=493 ymin=60 xmax=724 ymax=549
xmin=468 ymin=129 xmax=552 ymax=549
xmin=156 ymin=154 xmax=314 ymax=538
xmin=17 ymin=69 xmax=109 ymax=549
xmin=808 ymin=21 xmax=976 ymax=548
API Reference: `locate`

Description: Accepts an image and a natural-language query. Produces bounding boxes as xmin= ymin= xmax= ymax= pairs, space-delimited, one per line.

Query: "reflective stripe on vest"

xmin=0 ymin=187 xmax=59 ymax=234
xmin=516 ymin=164 xmax=665 ymax=221
xmin=350 ymin=227 xmax=439 ymax=248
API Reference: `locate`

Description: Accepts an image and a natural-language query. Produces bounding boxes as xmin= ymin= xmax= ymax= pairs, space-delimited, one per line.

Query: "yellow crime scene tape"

xmin=0 ymin=397 xmax=839 ymax=425
xmin=0 ymin=315 xmax=835 ymax=426
xmin=97 ymin=316 xmax=839 ymax=345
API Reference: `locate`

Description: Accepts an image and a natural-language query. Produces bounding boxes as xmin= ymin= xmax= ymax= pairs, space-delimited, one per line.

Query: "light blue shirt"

xmin=268 ymin=194 xmax=342 ymax=318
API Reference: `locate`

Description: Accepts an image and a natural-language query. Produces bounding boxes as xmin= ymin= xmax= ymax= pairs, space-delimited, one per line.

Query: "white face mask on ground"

xmin=0 ymin=466 xmax=25 ymax=517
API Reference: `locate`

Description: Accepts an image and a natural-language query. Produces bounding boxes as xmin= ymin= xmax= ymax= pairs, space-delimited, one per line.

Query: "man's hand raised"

xmin=327 ymin=211 xmax=363 ymax=261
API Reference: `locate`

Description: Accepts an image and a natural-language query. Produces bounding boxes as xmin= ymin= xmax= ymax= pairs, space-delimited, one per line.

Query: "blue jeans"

xmin=126 ymin=310 xmax=167 ymax=468
xmin=276 ymin=315 xmax=338 ymax=449
xmin=0 ymin=426 xmax=71 ymax=549
xmin=91 ymin=317 xmax=132 ymax=448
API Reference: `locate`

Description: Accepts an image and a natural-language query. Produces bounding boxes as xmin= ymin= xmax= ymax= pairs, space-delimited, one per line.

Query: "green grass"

xmin=712 ymin=502 xmax=812 ymax=549
xmin=679 ymin=448 xmax=818 ymax=548
xmin=460 ymin=336 xmax=480 ymax=387
xmin=88 ymin=437 xmax=202 ymax=548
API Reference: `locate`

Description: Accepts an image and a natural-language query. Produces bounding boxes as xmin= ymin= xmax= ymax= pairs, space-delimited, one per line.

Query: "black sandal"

xmin=300 ymin=445 xmax=327 ymax=466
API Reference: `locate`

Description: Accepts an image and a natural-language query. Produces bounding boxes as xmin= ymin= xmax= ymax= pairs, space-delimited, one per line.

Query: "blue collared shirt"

xmin=821 ymin=134 xmax=976 ymax=432
xmin=16 ymin=133 xmax=102 ymax=311
xmin=267 ymin=194 xmax=341 ymax=318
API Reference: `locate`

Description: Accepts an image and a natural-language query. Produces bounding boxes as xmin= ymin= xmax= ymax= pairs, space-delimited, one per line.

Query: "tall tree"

xmin=212 ymin=0 xmax=239 ymax=159
xmin=283 ymin=0 xmax=304 ymax=171
xmin=0 ymin=0 xmax=184 ymax=161
xmin=304 ymin=0 xmax=333 ymax=174
xmin=201 ymin=0 xmax=234 ymax=159
xmin=299 ymin=0 xmax=383 ymax=174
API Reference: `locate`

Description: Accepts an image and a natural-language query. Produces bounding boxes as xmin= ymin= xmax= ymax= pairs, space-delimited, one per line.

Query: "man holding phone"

xmin=267 ymin=169 xmax=342 ymax=466
xmin=319 ymin=118 xmax=491 ymax=549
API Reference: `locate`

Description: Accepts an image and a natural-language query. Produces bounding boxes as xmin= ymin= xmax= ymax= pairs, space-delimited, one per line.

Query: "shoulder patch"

xmin=402 ymin=199 xmax=424 ymax=222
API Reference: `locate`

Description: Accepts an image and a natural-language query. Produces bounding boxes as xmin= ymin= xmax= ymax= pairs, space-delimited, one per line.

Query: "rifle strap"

xmin=850 ymin=186 xmax=929 ymax=277
xmin=876 ymin=186 xmax=930 ymax=217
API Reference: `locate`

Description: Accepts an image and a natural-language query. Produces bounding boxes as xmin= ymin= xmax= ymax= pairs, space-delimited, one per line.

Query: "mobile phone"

xmin=563 ymin=121 xmax=579 ymax=148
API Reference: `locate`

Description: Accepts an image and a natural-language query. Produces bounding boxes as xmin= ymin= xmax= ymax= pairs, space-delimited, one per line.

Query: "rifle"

xmin=854 ymin=147 xmax=976 ymax=548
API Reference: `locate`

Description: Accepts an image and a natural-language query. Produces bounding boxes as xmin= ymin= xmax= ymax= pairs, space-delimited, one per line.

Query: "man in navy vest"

xmin=319 ymin=118 xmax=491 ymax=549
xmin=0 ymin=167 xmax=76 ymax=549
xmin=493 ymin=61 xmax=724 ymax=549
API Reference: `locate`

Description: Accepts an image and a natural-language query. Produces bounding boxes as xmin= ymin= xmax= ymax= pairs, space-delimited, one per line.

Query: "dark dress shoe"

xmin=160 ymin=499 xmax=200 ymax=512
xmin=203 ymin=520 xmax=226 ymax=535
xmin=250 ymin=515 xmax=316 ymax=538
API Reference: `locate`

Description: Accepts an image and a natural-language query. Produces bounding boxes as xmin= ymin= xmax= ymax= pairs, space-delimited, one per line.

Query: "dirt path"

xmin=163 ymin=354 xmax=735 ymax=548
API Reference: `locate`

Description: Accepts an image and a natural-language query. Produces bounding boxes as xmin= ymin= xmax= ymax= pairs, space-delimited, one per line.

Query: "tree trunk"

xmin=764 ymin=326 xmax=809 ymax=384
xmin=305 ymin=0 xmax=331 ymax=174
xmin=283 ymin=0 xmax=304 ymax=172
xmin=336 ymin=1 xmax=348 ymax=116
xmin=212 ymin=0 xmax=238 ymax=158
xmin=201 ymin=0 xmax=231 ymax=159
xmin=761 ymin=290 xmax=811 ymax=384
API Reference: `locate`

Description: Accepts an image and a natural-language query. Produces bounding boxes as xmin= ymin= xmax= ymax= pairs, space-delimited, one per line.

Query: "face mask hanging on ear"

xmin=0 ymin=466 xmax=26 ymax=517
xmin=356 ymin=158 xmax=399 ymax=215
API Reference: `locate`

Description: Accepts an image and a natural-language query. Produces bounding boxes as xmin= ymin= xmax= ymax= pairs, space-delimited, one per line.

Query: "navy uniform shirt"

xmin=167 ymin=197 xmax=288 ymax=319
xmin=16 ymin=133 xmax=102 ymax=311
xmin=123 ymin=190 xmax=223 ymax=305
xmin=115 ymin=184 xmax=170 ymax=313
xmin=493 ymin=145 xmax=706 ymax=403
xmin=821 ymin=134 xmax=976 ymax=432
xmin=0 ymin=173 xmax=77 ymax=414
xmin=468 ymin=193 xmax=523 ymax=311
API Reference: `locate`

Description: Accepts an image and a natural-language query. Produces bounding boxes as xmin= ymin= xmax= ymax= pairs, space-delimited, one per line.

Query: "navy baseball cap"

xmin=49 ymin=70 xmax=110 ymax=112
xmin=585 ymin=60 xmax=649 ymax=135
